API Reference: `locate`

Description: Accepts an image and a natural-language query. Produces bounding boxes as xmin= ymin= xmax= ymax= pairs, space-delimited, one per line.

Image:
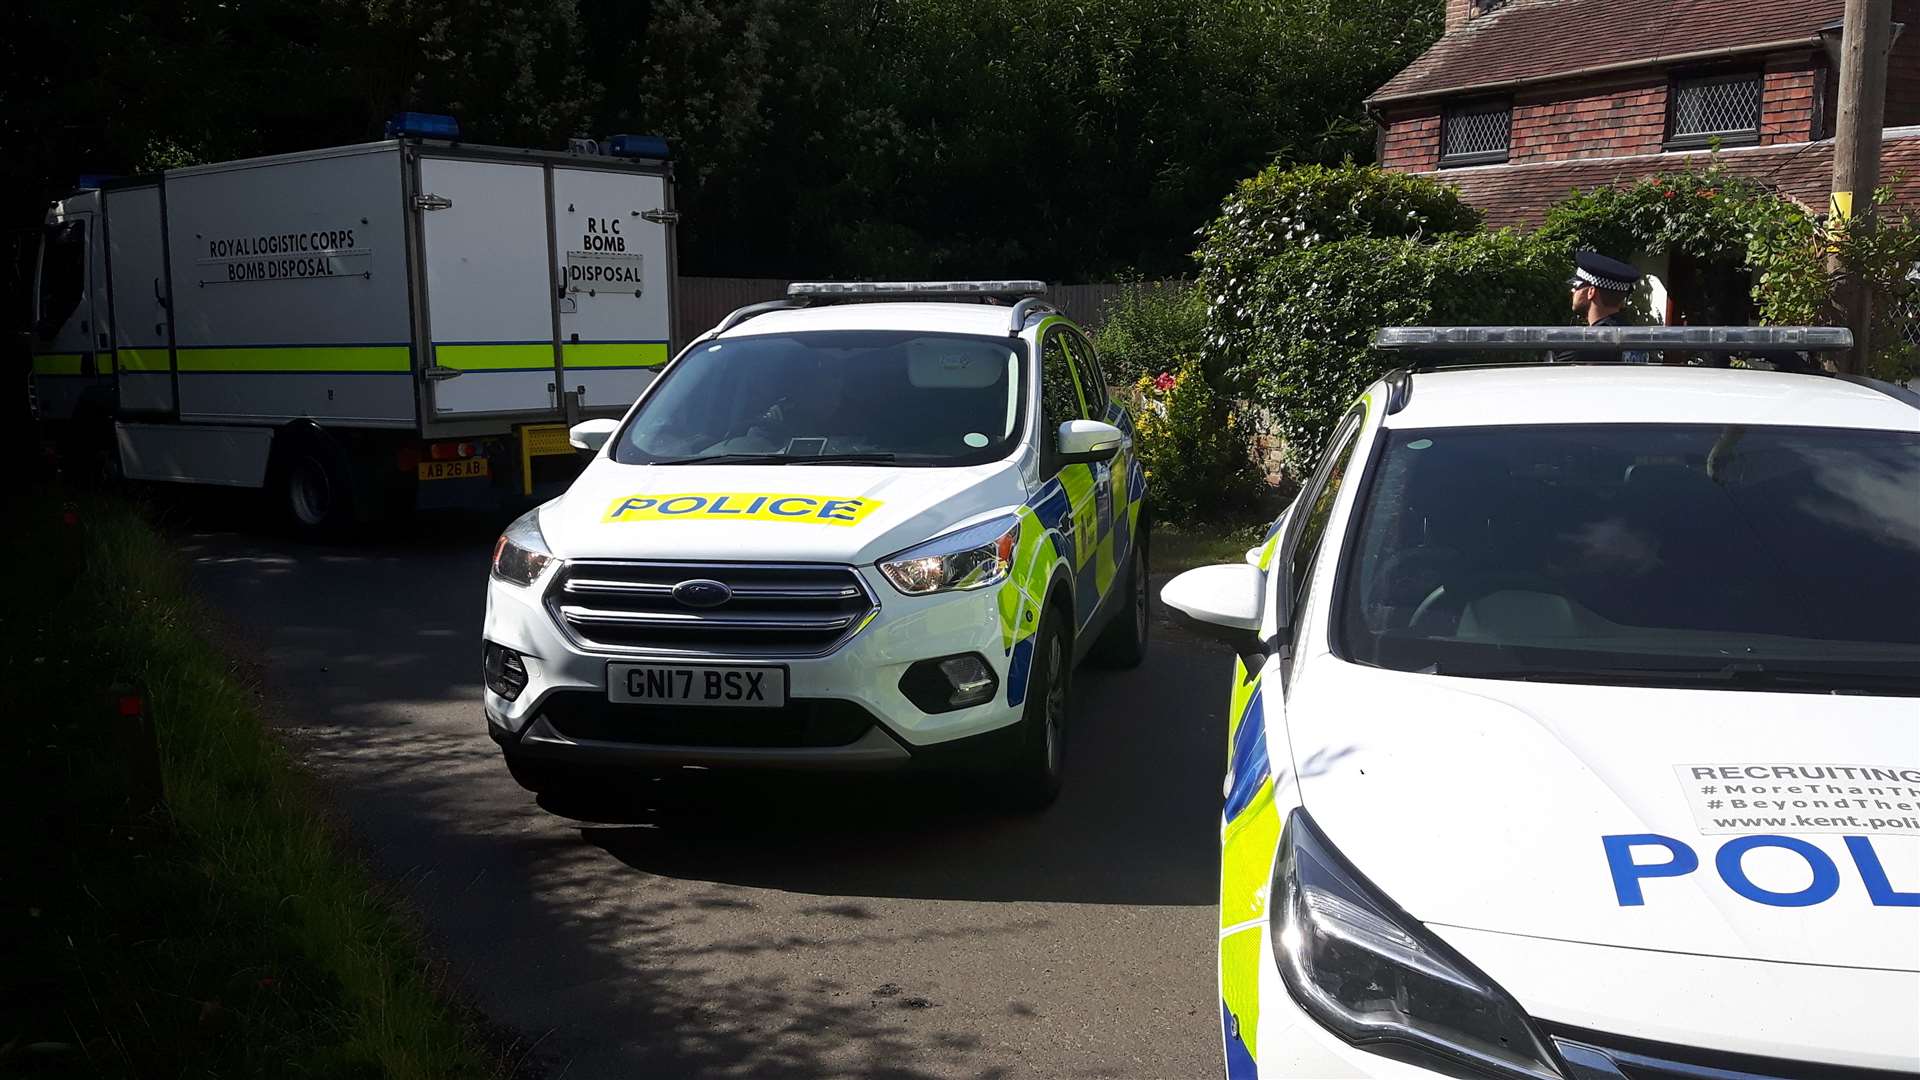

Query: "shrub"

xmin=1091 ymin=282 xmax=1205 ymax=388
xmin=1129 ymin=360 xmax=1266 ymax=524
xmin=1202 ymin=230 xmax=1565 ymax=472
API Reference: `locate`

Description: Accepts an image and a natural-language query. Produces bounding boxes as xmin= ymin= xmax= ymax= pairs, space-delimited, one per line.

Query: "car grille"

xmin=537 ymin=690 xmax=877 ymax=748
xmin=547 ymin=560 xmax=877 ymax=657
xmin=1551 ymin=1026 xmax=1918 ymax=1080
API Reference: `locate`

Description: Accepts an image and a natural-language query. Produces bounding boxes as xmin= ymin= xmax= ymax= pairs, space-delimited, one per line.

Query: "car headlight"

xmin=1273 ymin=808 xmax=1565 ymax=1080
xmin=879 ymin=514 xmax=1020 ymax=596
xmin=491 ymin=508 xmax=557 ymax=587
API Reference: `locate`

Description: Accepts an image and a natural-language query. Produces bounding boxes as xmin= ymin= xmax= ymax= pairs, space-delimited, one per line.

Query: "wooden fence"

xmin=674 ymin=277 xmax=1176 ymax=347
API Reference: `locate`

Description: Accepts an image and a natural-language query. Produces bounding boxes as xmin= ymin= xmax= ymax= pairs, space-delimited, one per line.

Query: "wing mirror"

xmin=1056 ymin=419 xmax=1124 ymax=465
xmin=1161 ymin=563 xmax=1277 ymax=667
xmin=568 ymin=417 xmax=620 ymax=452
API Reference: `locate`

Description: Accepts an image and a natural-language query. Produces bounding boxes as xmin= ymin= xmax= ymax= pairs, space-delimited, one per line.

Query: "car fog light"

xmin=483 ymin=642 xmax=529 ymax=701
xmin=900 ymin=653 xmax=998 ymax=713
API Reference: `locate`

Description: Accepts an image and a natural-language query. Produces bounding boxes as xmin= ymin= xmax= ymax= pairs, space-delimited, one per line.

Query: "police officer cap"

xmin=1567 ymin=251 xmax=1643 ymax=292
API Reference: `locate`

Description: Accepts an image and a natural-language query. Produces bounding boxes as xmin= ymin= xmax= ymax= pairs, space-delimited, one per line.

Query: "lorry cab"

xmin=482 ymin=282 xmax=1153 ymax=809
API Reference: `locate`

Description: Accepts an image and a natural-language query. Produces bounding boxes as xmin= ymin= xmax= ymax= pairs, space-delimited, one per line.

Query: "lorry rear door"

xmin=550 ymin=166 xmax=673 ymax=412
xmin=104 ymin=185 xmax=173 ymax=413
xmin=418 ymin=157 xmax=563 ymax=419
xmin=29 ymin=200 xmax=101 ymax=420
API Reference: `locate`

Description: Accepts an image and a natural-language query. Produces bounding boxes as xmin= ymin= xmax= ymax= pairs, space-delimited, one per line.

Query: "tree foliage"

xmin=1 ymin=0 xmax=1443 ymax=281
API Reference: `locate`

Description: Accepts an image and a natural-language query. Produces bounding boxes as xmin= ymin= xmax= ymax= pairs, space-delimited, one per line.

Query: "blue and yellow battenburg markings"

xmin=1219 ymin=659 xmax=1274 ymax=1079
xmin=998 ymin=398 xmax=1146 ymax=707
xmin=603 ymin=492 xmax=883 ymax=526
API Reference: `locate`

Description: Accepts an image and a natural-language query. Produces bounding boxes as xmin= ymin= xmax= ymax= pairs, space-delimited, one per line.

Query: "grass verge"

xmin=1152 ymin=519 xmax=1273 ymax=575
xmin=0 ymin=487 xmax=497 ymax=1078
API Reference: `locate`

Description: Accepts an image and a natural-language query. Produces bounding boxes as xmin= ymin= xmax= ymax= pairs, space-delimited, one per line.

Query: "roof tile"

xmin=1373 ymin=0 xmax=1840 ymax=103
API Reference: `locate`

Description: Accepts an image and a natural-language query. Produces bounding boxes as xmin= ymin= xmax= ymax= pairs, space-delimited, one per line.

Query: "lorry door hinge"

xmin=423 ymin=365 xmax=464 ymax=381
xmin=640 ymin=208 xmax=681 ymax=225
xmin=413 ymin=193 xmax=454 ymax=212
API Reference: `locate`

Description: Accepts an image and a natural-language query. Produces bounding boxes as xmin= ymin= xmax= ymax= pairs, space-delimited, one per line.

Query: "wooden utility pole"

xmin=1828 ymin=0 xmax=1893 ymax=374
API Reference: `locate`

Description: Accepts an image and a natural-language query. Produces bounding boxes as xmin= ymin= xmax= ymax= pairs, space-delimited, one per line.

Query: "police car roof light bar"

xmin=1372 ymin=325 xmax=1854 ymax=353
xmin=787 ymin=280 xmax=1049 ymax=302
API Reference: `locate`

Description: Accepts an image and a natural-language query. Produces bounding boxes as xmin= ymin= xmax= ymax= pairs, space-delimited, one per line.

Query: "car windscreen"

xmin=614 ymin=330 xmax=1025 ymax=467
xmin=1336 ymin=423 xmax=1920 ymax=692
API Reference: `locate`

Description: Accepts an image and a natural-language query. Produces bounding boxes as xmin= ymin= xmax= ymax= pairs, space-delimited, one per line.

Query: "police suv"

xmin=1161 ymin=327 xmax=1920 ymax=1080
xmin=483 ymin=282 xmax=1149 ymax=807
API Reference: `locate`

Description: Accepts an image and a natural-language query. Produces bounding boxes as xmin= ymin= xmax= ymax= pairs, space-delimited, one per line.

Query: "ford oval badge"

xmin=672 ymin=578 xmax=732 ymax=608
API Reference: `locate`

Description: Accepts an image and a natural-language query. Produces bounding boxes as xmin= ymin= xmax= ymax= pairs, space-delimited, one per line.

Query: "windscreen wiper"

xmin=644 ymin=453 xmax=801 ymax=465
xmin=1437 ymin=662 xmax=1920 ymax=696
xmin=643 ymin=452 xmax=899 ymax=466
xmin=784 ymin=452 xmax=896 ymax=465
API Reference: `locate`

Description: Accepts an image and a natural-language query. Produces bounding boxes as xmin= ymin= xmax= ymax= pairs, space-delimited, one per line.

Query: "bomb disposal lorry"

xmin=26 ymin=115 xmax=677 ymax=531
xmin=1161 ymin=326 xmax=1920 ymax=1080
xmin=482 ymin=282 xmax=1151 ymax=809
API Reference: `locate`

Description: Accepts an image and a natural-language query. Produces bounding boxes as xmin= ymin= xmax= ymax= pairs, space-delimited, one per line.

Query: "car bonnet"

xmin=535 ymin=456 xmax=1031 ymax=564
xmin=1284 ymin=661 xmax=1920 ymax=972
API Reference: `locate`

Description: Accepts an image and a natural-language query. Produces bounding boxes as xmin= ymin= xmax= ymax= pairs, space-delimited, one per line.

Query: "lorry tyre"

xmin=272 ymin=434 xmax=354 ymax=537
xmin=1000 ymin=610 xmax=1069 ymax=810
xmin=1090 ymin=537 xmax=1149 ymax=669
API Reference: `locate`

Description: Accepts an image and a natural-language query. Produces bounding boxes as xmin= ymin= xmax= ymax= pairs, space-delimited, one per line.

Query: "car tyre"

xmin=1000 ymin=611 xmax=1069 ymax=810
xmin=1090 ymin=538 xmax=1149 ymax=668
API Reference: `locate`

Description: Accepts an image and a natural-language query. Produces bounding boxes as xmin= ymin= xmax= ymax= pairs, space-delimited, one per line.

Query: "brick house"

xmin=1369 ymin=0 xmax=1920 ymax=321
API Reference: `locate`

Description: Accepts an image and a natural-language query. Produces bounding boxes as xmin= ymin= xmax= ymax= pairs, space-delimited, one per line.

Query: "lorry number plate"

xmin=607 ymin=663 xmax=787 ymax=708
xmin=418 ymin=459 xmax=488 ymax=481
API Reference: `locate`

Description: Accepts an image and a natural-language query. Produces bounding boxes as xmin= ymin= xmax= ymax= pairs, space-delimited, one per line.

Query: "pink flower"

xmin=1153 ymin=372 xmax=1177 ymax=392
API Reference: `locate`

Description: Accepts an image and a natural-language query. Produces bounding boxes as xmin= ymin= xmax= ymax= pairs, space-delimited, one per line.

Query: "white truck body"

xmin=28 ymin=136 xmax=677 ymax=507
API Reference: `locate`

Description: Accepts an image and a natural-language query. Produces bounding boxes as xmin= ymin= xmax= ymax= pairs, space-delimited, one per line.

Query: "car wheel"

xmin=1001 ymin=612 xmax=1068 ymax=810
xmin=1091 ymin=539 xmax=1149 ymax=668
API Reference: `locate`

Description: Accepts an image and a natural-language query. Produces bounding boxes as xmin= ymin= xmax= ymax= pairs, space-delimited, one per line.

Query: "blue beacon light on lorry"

xmin=385 ymin=112 xmax=461 ymax=139
xmin=607 ymin=134 xmax=671 ymax=159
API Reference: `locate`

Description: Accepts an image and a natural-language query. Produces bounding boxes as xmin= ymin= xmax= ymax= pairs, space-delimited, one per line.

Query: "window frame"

xmin=1038 ymin=324 xmax=1091 ymax=477
xmin=1438 ymin=97 xmax=1513 ymax=168
xmin=1664 ymin=68 xmax=1763 ymax=150
xmin=1062 ymin=330 xmax=1109 ymax=418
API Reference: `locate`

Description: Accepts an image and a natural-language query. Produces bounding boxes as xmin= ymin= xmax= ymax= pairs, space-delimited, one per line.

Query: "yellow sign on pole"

xmin=1830 ymin=190 xmax=1855 ymax=221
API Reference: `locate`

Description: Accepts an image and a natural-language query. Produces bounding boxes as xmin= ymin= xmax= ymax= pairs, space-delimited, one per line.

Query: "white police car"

xmin=1162 ymin=327 xmax=1920 ymax=1080
xmin=483 ymin=282 xmax=1148 ymax=808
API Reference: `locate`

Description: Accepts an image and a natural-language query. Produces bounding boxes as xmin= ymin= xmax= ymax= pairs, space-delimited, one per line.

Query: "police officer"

xmin=1552 ymin=251 xmax=1647 ymax=363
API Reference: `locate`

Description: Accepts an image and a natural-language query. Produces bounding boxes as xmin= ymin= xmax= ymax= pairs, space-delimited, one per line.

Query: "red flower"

xmin=1153 ymin=372 xmax=1177 ymax=392
xmin=1662 ymin=190 xmax=1677 ymax=199
xmin=1699 ymin=188 xmax=1717 ymax=198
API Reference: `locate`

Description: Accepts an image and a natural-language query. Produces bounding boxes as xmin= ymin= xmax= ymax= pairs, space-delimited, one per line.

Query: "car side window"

xmin=1286 ymin=410 xmax=1365 ymax=625
xmin=1064 ymin=333 xmax=1107 ymax=419
xmin=1040 ymin=329 xmax=1084 ymax=474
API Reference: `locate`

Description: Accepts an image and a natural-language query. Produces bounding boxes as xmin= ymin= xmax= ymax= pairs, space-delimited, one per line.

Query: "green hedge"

xmin=1201 ymin=230 xmax=1565 ymax=471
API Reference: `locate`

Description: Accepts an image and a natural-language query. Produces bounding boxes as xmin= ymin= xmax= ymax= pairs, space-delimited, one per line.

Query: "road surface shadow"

xmin=172 ymin=497 xmax=1230 ymax=1078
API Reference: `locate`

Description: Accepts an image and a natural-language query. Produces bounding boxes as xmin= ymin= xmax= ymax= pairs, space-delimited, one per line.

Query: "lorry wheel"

xmin=274 ymin=437 xmax=354 ymax=537
xmin=1091 ymin=538 xmax=1149 ymax=669
xmin=1000 ymin=612 xmax=1069 ymax=810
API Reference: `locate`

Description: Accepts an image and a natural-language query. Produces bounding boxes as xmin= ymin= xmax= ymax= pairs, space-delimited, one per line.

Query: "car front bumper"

xmin=481 ymin=562 xmax=1031 ymax=771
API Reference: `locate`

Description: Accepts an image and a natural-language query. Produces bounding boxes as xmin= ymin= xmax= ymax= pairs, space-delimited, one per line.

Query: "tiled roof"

xmin=1421 ymin=129 xmax=1920 ymax=228
xmin=1372 ymin=0 xmax=1841 ymax=103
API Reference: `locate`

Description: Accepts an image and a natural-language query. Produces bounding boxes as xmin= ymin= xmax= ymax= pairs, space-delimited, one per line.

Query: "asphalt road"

xmin=175 ymin=505 xmax=1231 ymax=1080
